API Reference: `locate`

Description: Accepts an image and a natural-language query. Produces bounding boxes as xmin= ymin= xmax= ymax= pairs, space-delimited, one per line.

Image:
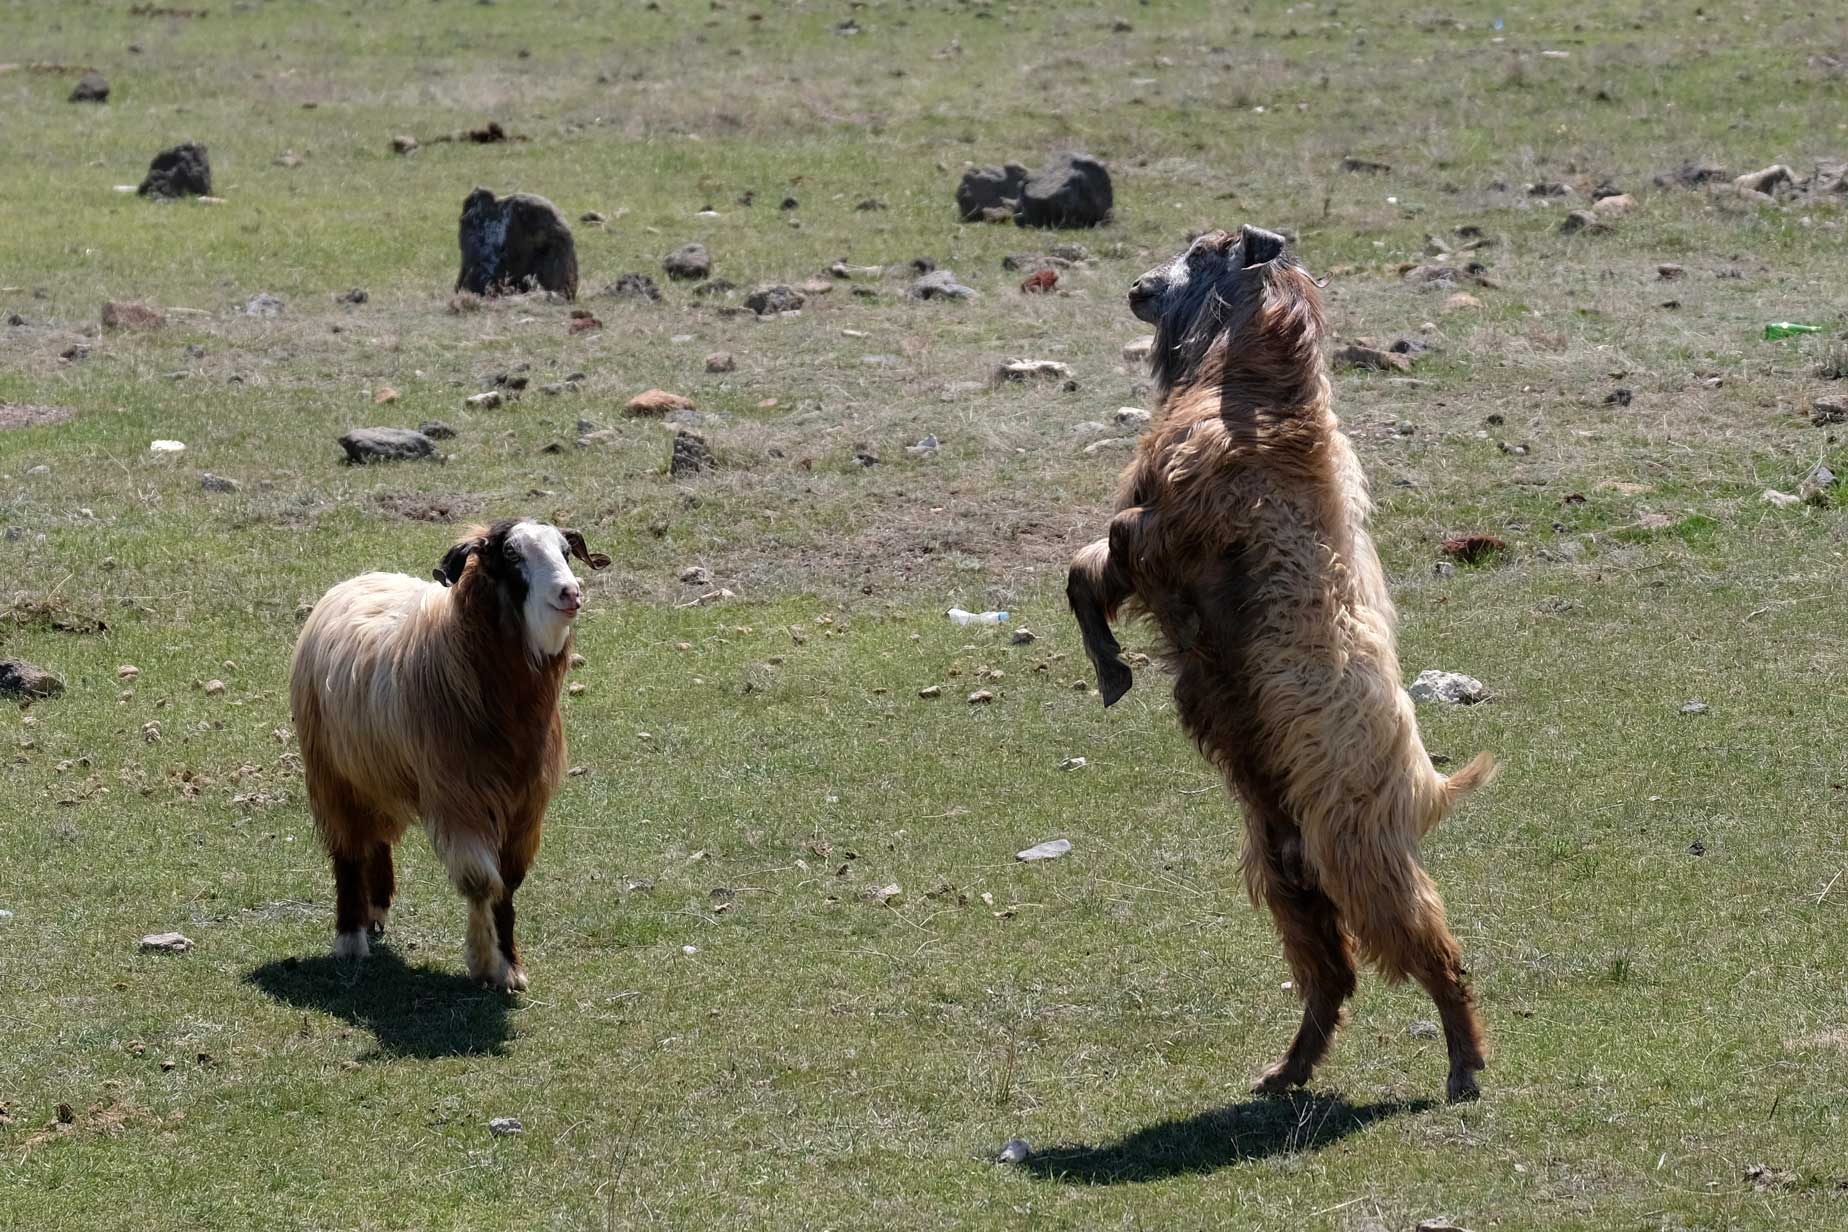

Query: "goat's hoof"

xmin=1446 ymin=1069 xmax=1482 ymax=1103
xmin=505 ymin=965 xmax=529 ymax=993
xmin=472 ymin=957 xmax=527 ymax=993
xmin=1252 ymin=1064 xmax=1306 ymax=1096
xmin=366 ymin=905 xmax=390 ymax=935
xmin=1098 ymin=663 xmax=1133 ymax=707
xmin=332 ymin=930 xmax=370 ymax=961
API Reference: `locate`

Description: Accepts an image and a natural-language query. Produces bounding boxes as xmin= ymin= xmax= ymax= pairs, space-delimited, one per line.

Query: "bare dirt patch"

xmin=0 ymin=403 xmax=74 ymax=430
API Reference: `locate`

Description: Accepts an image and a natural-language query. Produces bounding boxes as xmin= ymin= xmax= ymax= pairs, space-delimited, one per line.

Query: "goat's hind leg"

xmin=1251 ymin=823 xmax=1357 ymax=1094
xmin=1066 ymin=507 xmax=1153 ymax=707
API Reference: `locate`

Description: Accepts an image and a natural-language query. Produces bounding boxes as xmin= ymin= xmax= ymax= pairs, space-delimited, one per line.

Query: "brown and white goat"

xmin=1067 ymin=226 xmax=1498 ymax=1101
xmin=289 ymin=518 xmax=609 ymax=990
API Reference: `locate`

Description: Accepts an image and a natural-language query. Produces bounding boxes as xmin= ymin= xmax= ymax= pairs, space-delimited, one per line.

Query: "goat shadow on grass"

xmin=1020 ymin=1093 xmax=1431 ymax=1185
xmin=245 ymin=949 xmax=514 ymax=1059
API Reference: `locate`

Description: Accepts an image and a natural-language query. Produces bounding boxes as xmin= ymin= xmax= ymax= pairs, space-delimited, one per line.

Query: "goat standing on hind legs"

xmin=290 ymin=518 xmax=609 ymax=991
xmin=1067 ymin=226 xmax=1498 ymax=1102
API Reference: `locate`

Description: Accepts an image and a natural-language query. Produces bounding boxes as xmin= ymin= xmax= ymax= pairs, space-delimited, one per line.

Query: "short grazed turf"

xmin=2 ymin=2 xmax=1846 ymax=1229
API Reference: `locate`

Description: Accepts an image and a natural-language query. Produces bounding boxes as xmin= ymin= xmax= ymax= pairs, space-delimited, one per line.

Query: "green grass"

xmin=4 ymin=1 xmax=1848 ymax=1229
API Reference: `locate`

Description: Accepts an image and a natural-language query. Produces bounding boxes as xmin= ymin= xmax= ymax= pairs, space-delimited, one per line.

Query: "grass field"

xmin=3 ymin=1 xmax=1848 ymax=1228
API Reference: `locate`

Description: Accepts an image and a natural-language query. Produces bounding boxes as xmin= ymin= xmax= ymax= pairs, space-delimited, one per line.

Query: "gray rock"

xmin=69 ymin=72 xmax=109 ymax=103
xmin=1114 ymin=407 xmax=1152 ymax=430
xmin=1407 ymin=1019 xmax=1441 ymax=1039
xmin=138 ymin=932 xmax=193 ymax=953
xmin=996 ymin=1138 xmax=1031 ymax=1164
xmin=663 ymin=243 xmax=711 ymax=281
xmin=705 ymin=351 xmax=736 ymax=373
xmin=956 ymin=163 xmax=1029 ymax=221
xmin=1680 ymin=700 xmax=1709 ymax=715
xmin=417 ymin=420 xmax=458 ymax=440
xmin=0 ymin=658 xmax=64 ymax=699
xmin=488 ymin=1117 xmax=523 ymax=1137
xmin=905 ymin=434 xmax=941 ymax=456
xmin=1408 ymin=669 xmax=1488 ymax=705
xmin=996 ymin=359 xmax=1071 ymax=382
xmin=744 ymin=285 xmax=804 ymax=315
xmin=1016 ymin=152 xmax=1114 ymax=228
xmin=338 ymin=428 xmax=437 ymax=465
xmin=138 ymin=141 xmax=211 ymax=198
xmin=910 ymin=270 xmax=976 ymax=300
xmin=199 ymin=472 xmax=239 ymax=493
xmin=604 ymin=273 xmax=662 ymax=302
xmin=1083 ymin=437 xmax=1135 ymax=455
xmin=456 ymin=188 xmax=578 ymax=299
xmin=671 ymin=428 xmax=712 ymax=476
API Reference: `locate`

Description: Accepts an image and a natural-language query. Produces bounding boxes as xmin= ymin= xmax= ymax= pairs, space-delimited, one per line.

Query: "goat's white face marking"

xmin=505 ymin=520 xmax=583 ymax=660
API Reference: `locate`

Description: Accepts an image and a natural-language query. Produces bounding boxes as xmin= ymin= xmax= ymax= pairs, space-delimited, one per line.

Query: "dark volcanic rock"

xmin=1015 ymin=152 xmax=1113 ymax=228
xmin=70 ymin=72 xmax=110 ymax=103
xmin=338 ymin=428 xmax=437 ymax=464
xmin=670 ymin=428 xmax=713 ymax=476
xmin=663 ymin=243 xmax=711 ymax=281
xmin=138 ymin=141 xmax=212 ymax=198
xmin=956 ymin=163 xmax=1028 ymax=221
xmin=455 ymin=187 xmax=578 ymax=300
xmin=744 ymin=285 xmax=804 ymax=315
xmin=0 ymin=658 xmax=64 ymax=699
xmin=605 ymin=273 xmax=662 ymax=302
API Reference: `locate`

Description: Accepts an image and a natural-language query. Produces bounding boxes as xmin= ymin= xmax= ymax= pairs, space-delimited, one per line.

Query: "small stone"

xmin=199 ymin=473 xmax=239 ymax=493
xmin=671 ymin=429 xmax=713 ymax=476
xmin=997 ymin=1139 xmax=1031 ymax=1165
xmin=243 ymin=292 xmax=285 ymax=317
xmin=744 ymin=285 xmax=804 ymax=315
xmin=150 ymin=439 xmax=186 ymax=454
xmin=1113 ymin=407 xmax=1152 ymax=430
xmin=118 ymin=665 xmax=141 ymax=680
xmin=569 ymin=653 xmax=586 ymax=669
xmin=1407 ymin=1019 xmax=1441 ymax=1039
xmin=679 ymin=565 xmax=712 ymax=585
xmin=872 ymin=884 xmax=903 ymax=906
xmin=852 ymin=446 xmax=880 ymax=467
xmin=1009 ymin=628 xmax=1036 ymax=645
xmin=705 ymin=351 xmax=737 ymax=373
xmin=139 ymin=932 xmax=193 ymax=954
xmin=1799 ymin=462 xmax=1836 ymax=506
xmin=1592 ymin=193 xmax=1636 ymax=218
xmin=567 ymin=682 xmax=585 ymax=696
xmin=1060 ymin=756 xmax=1087 ymax=770
xmin=1083 ymin=437 xmax=1135 ymax=455
xmin=391 ymin=134 xmax=418 ymax=154
xmin=203 ymin=679 xmax=226 ymax=696
xmin=918 ymin=685 xmax=942 ymax=698
xmin=1657 ymin=263 xmax=1684 ymax=281
xmin=417 ymin=420 xmax=458 ymax=440
xmin=0 ymin=659 xmax=64 ymax=699
xmin=1680 ymin=700 xmax=1709 ymax=715
xmin=488 ymin=1117 xmax=523 ymax=1137
xmin=1408 ymin=670 xmax=1488 ymax=705
xmin=1761 ymin=489 xmax=1802 ymax=509
xmin=373 ymin=386 xmax=399 ymax=404
xmin=1559 ymin=210 xmax=1608 ymax=235
xmin=70 ymin=71 xmax=110 ymax=103
xmin=1415 ymin=1221 xmax=1473 ymax=1232
xmin=967 ymin=689 xmax=995 ymax=704
xmin=626 ymin=389 xmax=696 ymax=417
xmin=1734 ymin=165 xmax=1793 ymax=196
xmin=911 ymin=270 xmax=977 ymax=300
xmin=905 ymin=434 xmax=941 ymax=456
xmin=580 ymin=210 xmax=606 ymax=224
xmin=1016 ymin=838 xmax=1072 ymax=862
xmin=1337 ymin=344 xmax=1413 ymax=373
xmin=337 ymin=428 xmax=437 ymax=465
xmin=604 ymin=272 xmax=662 ymax=302
xmin=1811 ymin=395 xmax=1848 ymax=425
xmin=1123 ymin=335 xmax=1155 ymax=362
xmin=995 ymin=359 xmax=1071 ymax=383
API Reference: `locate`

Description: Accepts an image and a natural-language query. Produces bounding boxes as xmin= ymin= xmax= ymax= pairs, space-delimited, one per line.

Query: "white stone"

xmin=1407 ymin=670 xmax=1488 ymax=705
xmin=1017 ymin=838 xmax=1072 ymax=862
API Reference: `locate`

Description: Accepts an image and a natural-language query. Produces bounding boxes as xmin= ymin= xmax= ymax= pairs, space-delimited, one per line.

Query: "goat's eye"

xmin=502 ymin=546 xmax=520 ymax=562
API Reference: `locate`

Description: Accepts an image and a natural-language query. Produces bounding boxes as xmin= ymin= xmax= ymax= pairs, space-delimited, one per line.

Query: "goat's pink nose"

xmin=558 ymin=583 xmax=582 ymax=607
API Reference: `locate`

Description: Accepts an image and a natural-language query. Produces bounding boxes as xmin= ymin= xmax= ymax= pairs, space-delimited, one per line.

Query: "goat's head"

xmin=1129 ymin=225 xmax=1323 ymax=399
xmin=435 ymin=518 xmax=611 ymax=660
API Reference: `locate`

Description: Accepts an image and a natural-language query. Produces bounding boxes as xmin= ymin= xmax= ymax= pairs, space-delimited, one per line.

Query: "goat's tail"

xmin=1423 ymin=751 xmax=1498 ymax=834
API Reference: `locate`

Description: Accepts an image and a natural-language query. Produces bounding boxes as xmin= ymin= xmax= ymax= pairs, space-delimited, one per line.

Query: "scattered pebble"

xmin=1407 ymin=1019 xmax=1441 ymax=1039
xmin=997 ymin=1139 xmax=1031 ymax=1165
xmin=139 ymin=932 xmax=193 ymax=954
xmin=1009 ymin=628 xmax=1036 ymax=645
xmin=872 ymin=884 xmax=903 ymax=906
xmin=967 ymin=689 xmax=995 ymax=704
xmin=1059 ymin=756 xmax=1087 ymax=771
xmin=488 ymin=1117 xmax=523 ymax=1137
xmin=150 ymin=439 xmax=187 ymax=453
xmin=199 ymin=472 xmax=239 ymax=493
xmin=1408 ymin=670 xmax=1488 ymax=705
xmin=1680 ymin=699 xmax=1709 ymax=715
xmin=918 ymin=685 xmax=942 ymax=699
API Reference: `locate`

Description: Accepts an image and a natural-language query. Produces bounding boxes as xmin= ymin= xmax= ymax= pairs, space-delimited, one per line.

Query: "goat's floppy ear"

xmin=560 ymin=529 xmax=611 ymax=571
xmin=1239 ymin=225 xmax=1287 ymax=266
xmin=434 ymin=537 xmax=483 ymax=587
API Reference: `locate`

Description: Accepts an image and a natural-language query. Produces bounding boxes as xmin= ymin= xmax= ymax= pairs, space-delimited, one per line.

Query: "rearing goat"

xmin=1068 ymin=227 xmax=1497 ymax=1101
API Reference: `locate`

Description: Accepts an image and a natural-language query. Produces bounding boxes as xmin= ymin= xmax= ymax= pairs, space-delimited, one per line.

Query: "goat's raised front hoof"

xmin=1251 ymin=1062 xmax=1308 ymax=1097
xmin=332 ymin=930 xmax=370 ymax=961
xmin=1446 ymin=1066 xmax=1482 ymax=1104
xmin=1097 ymin=661 xmax=1133 ymax=707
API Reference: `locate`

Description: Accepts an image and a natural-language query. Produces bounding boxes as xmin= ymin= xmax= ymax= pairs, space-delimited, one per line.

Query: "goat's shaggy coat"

xmin=1068 ymin=227 xmax=1497 ymax=1101
xmin=289 ymin=518 xmax=608 ymax=990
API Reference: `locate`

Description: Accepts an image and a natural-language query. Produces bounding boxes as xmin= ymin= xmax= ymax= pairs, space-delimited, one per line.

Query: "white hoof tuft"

xmin=333 ymin=930 xmax=370 ymax=961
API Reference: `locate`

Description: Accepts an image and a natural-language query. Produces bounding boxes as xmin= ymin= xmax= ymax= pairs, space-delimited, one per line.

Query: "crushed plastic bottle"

xmin=946 ymin=608 xmax=1008 ymax=626
xmin=1764 ymin=322 xmax=1822 ymax=339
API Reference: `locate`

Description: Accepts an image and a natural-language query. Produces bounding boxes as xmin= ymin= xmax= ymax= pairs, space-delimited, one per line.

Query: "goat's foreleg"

xmin=1066 ymin=507 xmax=1153 ymax=707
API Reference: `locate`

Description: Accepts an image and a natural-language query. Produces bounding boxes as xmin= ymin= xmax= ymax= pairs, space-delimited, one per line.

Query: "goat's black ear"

xmin=560 ymin=529 xmax=611 ymax=571
xmin=434 ymin=537 xmax=482 ymax=587
xmin=1239 ymin=225 xmax=1287 ymax=266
